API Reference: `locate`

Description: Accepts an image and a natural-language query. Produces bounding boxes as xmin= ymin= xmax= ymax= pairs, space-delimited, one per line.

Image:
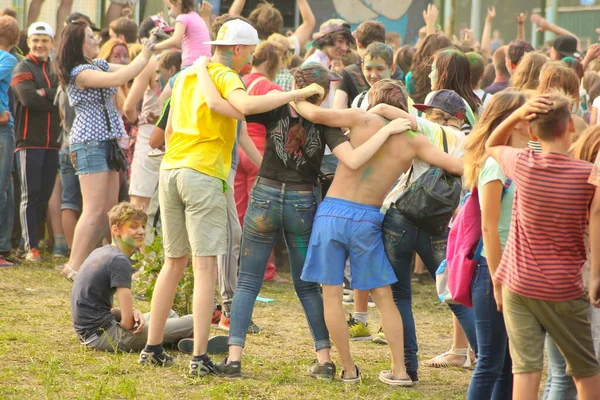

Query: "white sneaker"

xmin=25 ymin=249 xmax=42 ymax=262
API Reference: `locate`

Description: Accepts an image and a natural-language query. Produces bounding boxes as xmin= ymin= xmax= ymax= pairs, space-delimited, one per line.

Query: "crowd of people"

xmin=2 ymin=0 xmax=600 ymax=397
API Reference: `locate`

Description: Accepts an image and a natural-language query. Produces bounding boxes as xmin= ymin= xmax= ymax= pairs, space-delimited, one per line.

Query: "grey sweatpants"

xmin=83 ymin=311 xmax=193 ymax=352
xmin=215 ymin=168 xmax=241 ymax=313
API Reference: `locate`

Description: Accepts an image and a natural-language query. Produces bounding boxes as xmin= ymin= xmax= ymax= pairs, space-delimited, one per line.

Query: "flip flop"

xmin=178 ymin=335 xmax=229 ymax=354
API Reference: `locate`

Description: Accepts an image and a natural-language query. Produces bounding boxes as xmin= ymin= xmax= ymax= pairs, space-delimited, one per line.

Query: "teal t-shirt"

xmin=478 ymin=156 xmax=514 ymax=258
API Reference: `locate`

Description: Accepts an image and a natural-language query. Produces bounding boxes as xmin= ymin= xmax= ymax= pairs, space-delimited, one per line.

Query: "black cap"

xmin=553 ymin=35 xmax=582 ymax=59
xmin=508 ymin=40 xmax=534 ymax=66
xmin=66 ymin=12 xmax=100 ymax=32
xmin=413 ymin=90 xmax=467 ymax=120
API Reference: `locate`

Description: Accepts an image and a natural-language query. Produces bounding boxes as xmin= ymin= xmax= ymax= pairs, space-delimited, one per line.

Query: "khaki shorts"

xmin=159 ymin=168 xmax=227 ymax=258
xmin=503 ymin=286 xmax=600 ymax=377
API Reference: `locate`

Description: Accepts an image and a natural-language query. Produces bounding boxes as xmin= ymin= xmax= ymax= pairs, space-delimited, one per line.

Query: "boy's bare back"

xmin=326 ymin=113 xmax=418 ymax=206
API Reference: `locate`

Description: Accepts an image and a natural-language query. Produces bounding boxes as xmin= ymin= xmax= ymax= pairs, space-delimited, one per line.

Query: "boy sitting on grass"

xmin=296 ymin=79 xmax=463 ymax=385
xmin=70 ymin=202 xmax=197 ymax=353
xmin=486 ymin=91 xmax=600 ymax=399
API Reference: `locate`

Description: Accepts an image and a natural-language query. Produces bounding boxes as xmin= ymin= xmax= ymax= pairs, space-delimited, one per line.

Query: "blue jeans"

xmin=383 ymin=207 xmax=477 ymax=374
xmin=0 ymin=125 xmax=15 ymax=253
xmin=542 ymin=335 xmax=577 ymax=400
xmin=467 ymin=259 xmax=513 ymax=400
xmin=59 ymin=145 xmax=82 ymax=213
xmin=228 ymin=182 xmax=331 ymax=351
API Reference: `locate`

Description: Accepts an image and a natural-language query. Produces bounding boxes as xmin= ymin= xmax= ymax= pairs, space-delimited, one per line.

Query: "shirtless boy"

xmin=296 ymin=79 xmax=464 ymax=384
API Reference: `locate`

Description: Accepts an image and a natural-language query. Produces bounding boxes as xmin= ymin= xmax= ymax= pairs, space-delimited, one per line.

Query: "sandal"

xmin=423 ymin=346 xmax=473 ymax=368
xmin=61 ymin=264 xmax=78 ymax=283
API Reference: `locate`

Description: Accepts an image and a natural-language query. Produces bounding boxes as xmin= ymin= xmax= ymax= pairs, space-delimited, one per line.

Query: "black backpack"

xmin=394 ymin=128 xmax=462 ymax=236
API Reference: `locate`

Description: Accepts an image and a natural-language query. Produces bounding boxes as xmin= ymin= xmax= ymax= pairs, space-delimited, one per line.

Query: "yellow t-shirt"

xmin=161 ymin=63 xmax=245 ymax=183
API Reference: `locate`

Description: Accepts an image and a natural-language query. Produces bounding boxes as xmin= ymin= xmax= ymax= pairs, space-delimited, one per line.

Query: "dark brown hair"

xmin=0 ymin=8 xmax=18 ymax=19
xmin=109 ymin=17 xmax=138 ymax=44
xmin=432 ymin=49 xmax=481 ymax=111
xmin=410 ymin=33 xmax=452 ymax=104
xmin=55 ymin=21 xmax=89 ymax=88
xmin=249 ymin=1 xmax=283 ymax=40
xmin=159 ymin=50 xmax=182 ymax=72
xmin=355 ymin=20 xmax=385 ymax=48
xmin=480 ymin=63 xmax=495 ymax=89
xmin=314 ymin=30 xmax=355 ymax=50
xmin=368 ymin=79 xmax=407 ymax=111
xmin=292 ymin=63 xmax=331 ymax=104
xmin=394 ymin=45 xmax=415 ymax=76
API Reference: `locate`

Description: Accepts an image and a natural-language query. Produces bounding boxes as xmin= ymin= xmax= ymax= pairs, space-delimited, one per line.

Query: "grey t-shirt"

xmin=71 ymin=245 xmax=132 ymax=338
xmin=55 ymin=86 xmax=76 ymax=146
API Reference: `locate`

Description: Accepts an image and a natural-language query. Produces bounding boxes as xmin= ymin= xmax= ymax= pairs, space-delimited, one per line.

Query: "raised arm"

xmin=412 ymin=133 xmax=464 ymax=175
xmin=152 ymin=21 xmax=185 ymax=51
xmin=198 ymin=0 xmax=213 ymax=28
xmin=515 ymin=12 xmax=527 ymax=41
xmin=293 ymin=99 xmax=365 ymax=128
xmin=228 ymin=82 xmax=323 ymax=116
xmin=228 ymin=0 xmax=246 ymax=16
xmin=76 ymin=40 xmax=153 ymax=89
xmin=486 ymin=95 xmax=552 ymax=161
xmin=293 ymin=0 xmax=316 ymax=51
xmin=332 ymin=118 xmax=412 ymax=170
xmin=481 ymin=7 xmax=495 ymax=59
xmin=123 ymin=57 xmax=158 ymax=123
xmin=423 ymin=4 xmax=439 ymax=37
xmin=531 ymin=14 xmax=581 ymax=50
xmin=239 ymin=121 xmax=263 ymax=167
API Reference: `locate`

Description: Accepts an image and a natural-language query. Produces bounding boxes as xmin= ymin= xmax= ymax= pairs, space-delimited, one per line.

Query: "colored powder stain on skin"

xmin=361 ymin=166 xmax=374 ymax=182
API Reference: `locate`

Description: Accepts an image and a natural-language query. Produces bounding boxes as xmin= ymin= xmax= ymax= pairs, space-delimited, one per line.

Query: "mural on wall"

xmin=326 ymin=0 xmax=428 ymax=45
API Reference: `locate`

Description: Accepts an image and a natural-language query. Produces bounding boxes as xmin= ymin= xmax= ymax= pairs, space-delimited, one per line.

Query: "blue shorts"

xmin=69 ymin=140 xmax=116 ymax=175
xmin=301 ymin=197 xmax=397 ymax=290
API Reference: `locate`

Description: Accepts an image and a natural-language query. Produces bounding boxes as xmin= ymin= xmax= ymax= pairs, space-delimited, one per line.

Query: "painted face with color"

xmin=234 ymin=44 xmax=256 ymax=72
xmin=362 ymin=55 xmax=393 ymax=87
xmin=109 ymin=44 xmax=130 ymax=65
xmin=112 ymin=219 xmax=146 ymax=250
xmin=429 ymin=63 xmax=438 ymax=88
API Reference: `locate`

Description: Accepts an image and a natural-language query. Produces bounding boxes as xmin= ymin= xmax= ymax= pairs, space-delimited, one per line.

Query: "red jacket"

xmin=11 ymin=54 xmax=60 ymax=150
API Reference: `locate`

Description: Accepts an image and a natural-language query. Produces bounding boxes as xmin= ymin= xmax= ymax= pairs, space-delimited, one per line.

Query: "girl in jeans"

xmin=211 ymin=63 xmax=402 ymax=379
xmin=463 ymin=91 xmax=530 ymax=399
xmin=55 ymin=21 xmax=154 ymax=281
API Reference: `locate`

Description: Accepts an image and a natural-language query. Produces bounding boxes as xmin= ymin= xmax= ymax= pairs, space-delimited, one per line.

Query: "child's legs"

xmin=370 ymin=285 xmax=408 ymax=378
xmin=322 ymin=284 xmax=353 ymax=374
xmin=502 ymin=287 xmax=546 ymax=400
xmin=544 ymin=334 xmax=577 ymax=400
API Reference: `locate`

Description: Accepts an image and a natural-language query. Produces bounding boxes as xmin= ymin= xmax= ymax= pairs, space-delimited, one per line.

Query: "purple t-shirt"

xmin=483 ymin=80 xmax=509 ymax=95
xmin=176 ymin=12 xmax=211 ymax=67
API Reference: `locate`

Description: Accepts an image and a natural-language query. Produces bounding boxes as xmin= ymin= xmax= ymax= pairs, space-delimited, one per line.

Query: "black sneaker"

xmin=138 ymin=349 xmax=174 ymax=367
xmin=189 ymin=354 xmax=217 ymax=377
xmin=307 ymin=361 xmax=336 ymax=380
xmin=215 ymin=357 xmax=242 ymax=378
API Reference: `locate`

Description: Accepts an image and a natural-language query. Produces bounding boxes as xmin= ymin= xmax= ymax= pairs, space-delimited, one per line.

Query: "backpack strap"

xmin=404 ymin=126 xmax=450 ymax=188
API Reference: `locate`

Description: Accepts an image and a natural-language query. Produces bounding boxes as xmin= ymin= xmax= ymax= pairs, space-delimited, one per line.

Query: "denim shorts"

xmin=301 ymin=197 xmax=397 ymax=290
xmin=69 ymin=140 xmax=115 ymax=175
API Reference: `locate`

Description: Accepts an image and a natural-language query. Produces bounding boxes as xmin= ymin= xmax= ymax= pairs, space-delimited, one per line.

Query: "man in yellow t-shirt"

xmin=140 ymin=19 xmax=325 ymax=377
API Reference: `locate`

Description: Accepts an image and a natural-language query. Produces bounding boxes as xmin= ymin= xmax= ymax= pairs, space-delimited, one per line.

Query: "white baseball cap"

xmin=205 ymin=20 xmax=259 ymax=46
xmin=28 ymin=22 xmax=55 ymax=38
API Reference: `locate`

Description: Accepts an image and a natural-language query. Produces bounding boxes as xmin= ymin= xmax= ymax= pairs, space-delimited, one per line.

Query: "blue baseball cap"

xmin=413 ymin=89 xmax=467 ymax=120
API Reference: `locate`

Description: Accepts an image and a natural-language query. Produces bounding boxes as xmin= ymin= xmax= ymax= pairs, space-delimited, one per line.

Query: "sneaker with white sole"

xmin=340 ymin=365 xmax=361 ymax=384
xmin=189 ymin=354 xmax=217 ymax=377
xmin=138 ymin=349 xmax=174 ymax=367
xmin=25 ymin=248 xmax=42 ymax=262
xmin=378 ymin=370 xmax=413 ymax=387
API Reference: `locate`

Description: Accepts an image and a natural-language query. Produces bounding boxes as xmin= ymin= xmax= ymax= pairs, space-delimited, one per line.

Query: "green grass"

xmin=0 ymin=260 xmax=471 ymax=399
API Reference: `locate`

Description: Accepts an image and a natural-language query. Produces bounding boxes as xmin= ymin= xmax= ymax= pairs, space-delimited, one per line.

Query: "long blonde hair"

xmin=463 ymin=91 xmax=527 ymax=190
xmin=570 ymin=125 xmax=600 ymax=163
xmin=510 ymin=52 xmax=548 ymax=91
